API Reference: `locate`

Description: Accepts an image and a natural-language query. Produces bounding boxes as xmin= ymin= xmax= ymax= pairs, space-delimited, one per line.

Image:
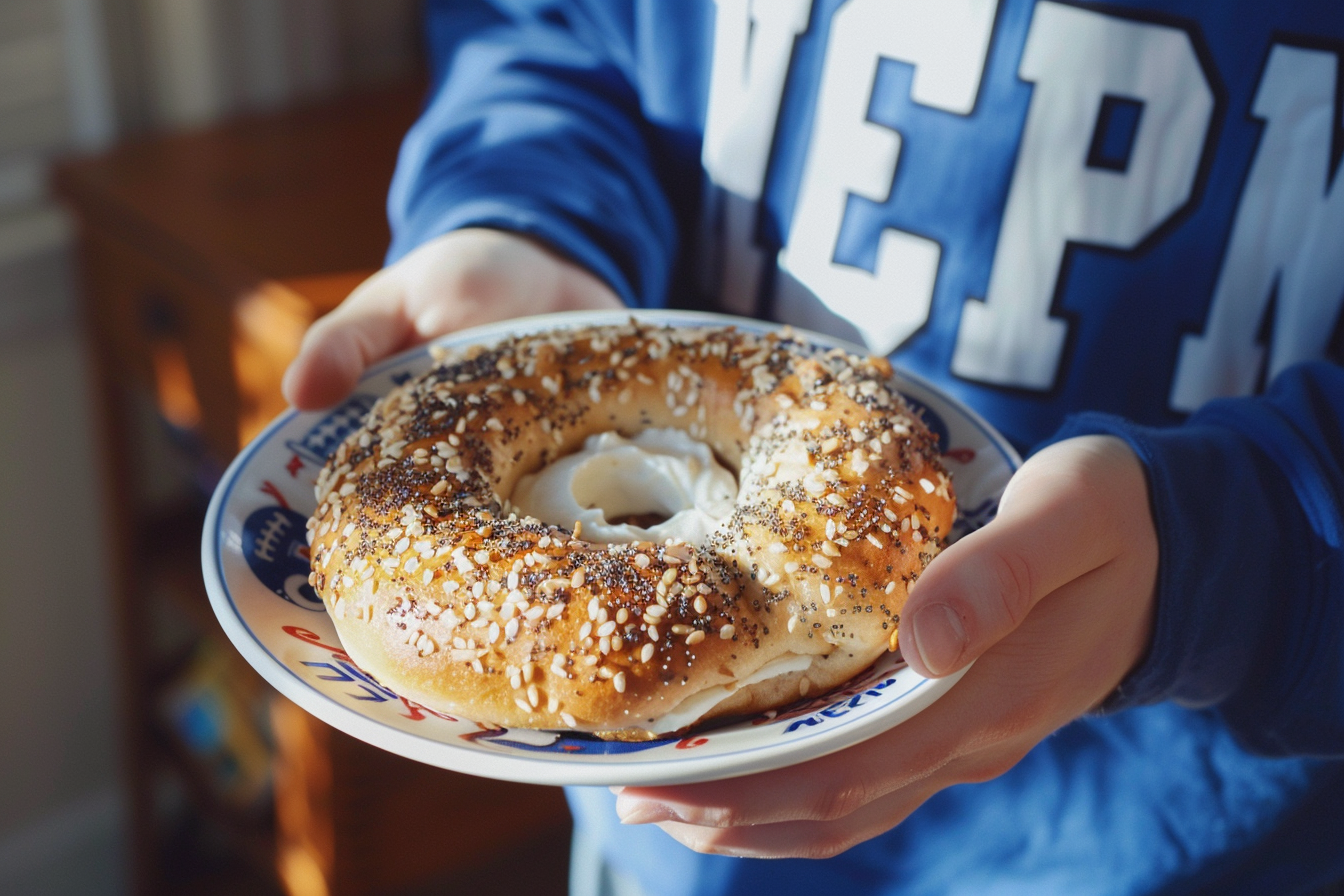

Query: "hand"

xmin=282 ymin=228 xmax=624 ymax=409
xmin=612 ymin=435 xmax=1158 ymax=858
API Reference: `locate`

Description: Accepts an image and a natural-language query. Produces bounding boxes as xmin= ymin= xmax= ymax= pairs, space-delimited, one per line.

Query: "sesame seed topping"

xmin=308 ymin=320 xmax=953 ymax=736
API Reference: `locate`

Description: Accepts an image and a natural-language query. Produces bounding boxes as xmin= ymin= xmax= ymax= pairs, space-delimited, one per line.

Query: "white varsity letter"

xmin=952 ymin=3 xmax=1213 ymax=389
xmin=778 ymin=0 xmax=997 ymax=354
xmin=699 ymin=0 xmax=813 ymax=314
xmin=1170 ymin=44 xmax=1344 ymax=411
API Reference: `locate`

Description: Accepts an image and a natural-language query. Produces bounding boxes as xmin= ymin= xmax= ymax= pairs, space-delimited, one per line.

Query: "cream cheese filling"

xmin=648 ymin=653 xmax=816 ymax=733
xmin=511 ymin=428 xmax=737 ymax=545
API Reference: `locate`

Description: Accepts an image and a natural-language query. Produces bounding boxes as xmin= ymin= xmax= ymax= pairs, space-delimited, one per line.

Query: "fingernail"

xmin=911 ymin=602 xmax=967 ymax=676
xmin=615 ymin=795 xmax=678 ymax=826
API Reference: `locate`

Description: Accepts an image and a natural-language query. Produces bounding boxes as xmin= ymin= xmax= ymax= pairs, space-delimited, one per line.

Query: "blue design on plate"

xmin=952 ymin=496 xmax=1001 ymax=541
xmin=285 ymin=393 xmax=377 ymax=465
xmin=901 ymin=394 xmax=951 ymax=452
xmin=242 ymin=505 xmax=323 ymax=611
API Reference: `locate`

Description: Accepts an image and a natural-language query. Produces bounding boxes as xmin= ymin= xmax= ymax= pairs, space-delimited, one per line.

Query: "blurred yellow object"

xmin=159 ymin=640 xmax=273 ymax=811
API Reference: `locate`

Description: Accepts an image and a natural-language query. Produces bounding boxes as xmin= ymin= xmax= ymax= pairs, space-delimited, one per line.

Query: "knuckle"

xmin=971 ymin=693 xmax=1059 ymax=757
xmin=987 ymin=546 xmax=1038 ymax=628
xmin=809 ymin=778 xmax=874 ymax=822
xmin=422 ymin=265 xmax=487 ymax=308
xmin=1009 ymin=699 xmax=1053 ymax=738
xmin=959 ymin=752 xmax=1022 ymax=785
xmin=906 ymin=740 xmax=957 ymax=780
xmin=958 ymin=739 xmax=1036 ymax=784
xmin=697 ymin=804 xmax=746 ymax=829
xmin=304 ymin=311 xmax=343 ymax=343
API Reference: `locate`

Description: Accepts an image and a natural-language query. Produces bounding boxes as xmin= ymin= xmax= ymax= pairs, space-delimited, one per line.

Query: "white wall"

xmin=0 ymin=304 xmax=125 ymax=895
xmin=0 ymin=1 xmax=419 ymax=892
xmin=0 ymin=1 xmax=125 ymax=892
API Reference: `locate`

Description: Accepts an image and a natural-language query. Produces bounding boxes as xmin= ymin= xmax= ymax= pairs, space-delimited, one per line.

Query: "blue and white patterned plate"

xmin=202 ymin=311 xmax=1020 ymax=786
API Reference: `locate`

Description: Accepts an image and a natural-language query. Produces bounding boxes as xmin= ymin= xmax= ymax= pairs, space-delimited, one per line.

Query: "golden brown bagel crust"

xmin=306 ymin=321 xmax=954 ymax=737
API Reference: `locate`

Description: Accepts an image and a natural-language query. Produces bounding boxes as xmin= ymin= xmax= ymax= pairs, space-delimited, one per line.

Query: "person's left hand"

xmin=611 ymin=435 xmax=1158 ymax=858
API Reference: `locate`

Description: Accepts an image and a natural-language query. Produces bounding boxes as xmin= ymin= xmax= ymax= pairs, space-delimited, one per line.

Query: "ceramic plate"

xmin=202 ymin=310 xmax=1020 ymax=785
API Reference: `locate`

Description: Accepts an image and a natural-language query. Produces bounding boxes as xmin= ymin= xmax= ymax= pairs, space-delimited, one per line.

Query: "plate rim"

xmin=201 ymin=309 xmax=1018 ymax=785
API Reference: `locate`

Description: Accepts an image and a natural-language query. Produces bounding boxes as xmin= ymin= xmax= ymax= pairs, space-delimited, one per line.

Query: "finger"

xmin=614 ymin=633 xmax=1045 ymax=831
xmin=902 ymin=437 xmax=1143 ymax=677
xmin=651 ymin=777 xmax=945 ymax=859
xmin=614 ymin=618 xmax=1076 ymax=842
xmin=614 ymin=726 xmax=951 ymax=830
xmin=633 ymin=556 xmax=1150 ymax=858
xmin=282 ymin=271 xmax=410 ymax=409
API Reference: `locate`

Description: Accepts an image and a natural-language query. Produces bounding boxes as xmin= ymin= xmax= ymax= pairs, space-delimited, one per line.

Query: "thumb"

xmin=900 ymin=437 xmax=1136 ymax=678
xmin=282 ymin=269 xmax=410 ymax=410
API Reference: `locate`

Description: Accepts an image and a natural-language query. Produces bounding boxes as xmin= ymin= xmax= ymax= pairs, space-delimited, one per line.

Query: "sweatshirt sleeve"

xmin=387 ymin=0 xmax=679 ymax=308
xmin=1052 ymin=361 xmax=1344 ymax=757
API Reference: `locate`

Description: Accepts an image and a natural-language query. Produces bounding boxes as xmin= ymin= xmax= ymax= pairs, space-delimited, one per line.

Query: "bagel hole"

xmin=609 ymin=511 xmax=673 ymax=529
xmin=511 ymin=428 xmax=739 ymax=545
xmin=570 ymin=460 xmax=684 ymax=530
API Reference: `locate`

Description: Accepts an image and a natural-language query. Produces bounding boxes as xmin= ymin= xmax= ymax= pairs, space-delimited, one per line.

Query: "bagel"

xmin=306 ymin=321 xmax=955 ymax=739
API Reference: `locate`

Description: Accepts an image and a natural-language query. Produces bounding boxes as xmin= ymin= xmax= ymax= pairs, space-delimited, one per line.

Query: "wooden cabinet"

xmin=53 ymin=80 xmax=570 ymax=896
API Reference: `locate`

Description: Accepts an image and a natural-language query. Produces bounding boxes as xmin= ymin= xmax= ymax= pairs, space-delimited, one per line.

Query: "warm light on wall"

xmin=279 ymin=844 xmax=332 ymax=896
xmin=149 ymin=338 xmax=203 ymax=431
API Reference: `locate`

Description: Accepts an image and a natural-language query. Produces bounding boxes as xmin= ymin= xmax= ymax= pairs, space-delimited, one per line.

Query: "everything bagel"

xmin=306 ymin=321 xmax=955 ymax=739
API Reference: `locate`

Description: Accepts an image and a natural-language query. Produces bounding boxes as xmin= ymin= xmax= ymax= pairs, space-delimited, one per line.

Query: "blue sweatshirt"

xmin=389 ymin=1 xmax=1344 ymax=892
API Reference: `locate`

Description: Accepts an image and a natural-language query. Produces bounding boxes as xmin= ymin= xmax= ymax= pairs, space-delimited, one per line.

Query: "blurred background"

xmin=1 ymin=2 xmax=570 ymax=894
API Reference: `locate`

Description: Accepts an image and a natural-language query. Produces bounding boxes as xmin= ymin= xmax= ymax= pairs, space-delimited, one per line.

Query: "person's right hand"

xmin=282 ymin=227 xmax=625 ymax=410
xmin=611 ymin=435 xmax=1158 ymax=858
